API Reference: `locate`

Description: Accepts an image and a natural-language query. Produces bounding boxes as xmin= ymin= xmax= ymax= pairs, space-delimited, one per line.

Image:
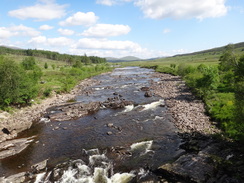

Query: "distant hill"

xmin=106 ymin=56 xmax=141 ymax=62
xmin=0 ymin=45 xmax=23 ymax=50
xmin=174 ymin=42 xmax=244 ymax=57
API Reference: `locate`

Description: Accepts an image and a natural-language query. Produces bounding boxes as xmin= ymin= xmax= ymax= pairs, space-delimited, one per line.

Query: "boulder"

xmin=144 ymin=91 xmax=153 ymax=97
xmin=0 ymin=172 xmax=26 ymax=183
xmin=0 ymin=136 xmax=35 ymax=160
xmin=157 ymin=153 xmax=215 ymax=182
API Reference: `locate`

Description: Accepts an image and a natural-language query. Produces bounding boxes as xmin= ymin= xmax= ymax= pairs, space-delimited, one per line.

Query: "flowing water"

xmin=0 ymin=67 xmax=184 ymax=182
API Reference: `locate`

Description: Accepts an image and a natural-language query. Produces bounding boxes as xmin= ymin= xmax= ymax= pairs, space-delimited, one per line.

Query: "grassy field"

xmin=119 ymin=42 xmax=244 ymax=68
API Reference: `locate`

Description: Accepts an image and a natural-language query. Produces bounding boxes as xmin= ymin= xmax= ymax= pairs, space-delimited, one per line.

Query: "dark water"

xmin=0 ymin=67 xmax=183 ymax=182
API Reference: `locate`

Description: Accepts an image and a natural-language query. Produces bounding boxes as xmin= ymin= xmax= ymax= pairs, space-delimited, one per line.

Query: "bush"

xmin=43 ymin=87 xmax=52 ymax=97
xmin=21 ymin=57 xmax=36 ymax=70
xmin=44 ymin=62 xmax=48 ymax=69
xmin=156 ymin=66 xmax=177 ymax=75
xmin=0 ymin=56 xmax=39 ymax=108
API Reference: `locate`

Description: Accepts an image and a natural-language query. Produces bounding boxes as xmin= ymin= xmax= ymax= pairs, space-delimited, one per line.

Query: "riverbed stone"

xmin=144 ymin=91 xmax=153 ymax=97
xmin=0 ymin=172 xmax=26 ymax=183
xmin=31 ymin=159 xmax=48 ymax=172
xmin=158 ymin=153 xmax=215 ymax=183
xmin=0 ymin=136 xmax=35 ymax=160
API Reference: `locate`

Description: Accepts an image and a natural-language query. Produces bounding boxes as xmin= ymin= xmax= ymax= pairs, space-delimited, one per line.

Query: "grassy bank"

xmin=120 ymin=44 xmax=244 ymax=142
xmin=0 ymin=54 xmax=112 ymax=111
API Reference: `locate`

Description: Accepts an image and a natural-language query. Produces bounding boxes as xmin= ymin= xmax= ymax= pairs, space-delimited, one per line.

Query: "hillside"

xmin=174 ymin=42 xmax=244 ymax=57
xmin=106 ymin=56 xmax=141 ymax=62
xmin=120 ymin=42 xmax=244 ymax=67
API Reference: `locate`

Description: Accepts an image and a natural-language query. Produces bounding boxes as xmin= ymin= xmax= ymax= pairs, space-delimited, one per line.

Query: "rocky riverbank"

xmin=150 ymin=72 xmax=219 ymax=135
xmin=150 ymin=73 xmax=244 ymax=183
xmin=0 ymin=77 xmax=101 ymax=143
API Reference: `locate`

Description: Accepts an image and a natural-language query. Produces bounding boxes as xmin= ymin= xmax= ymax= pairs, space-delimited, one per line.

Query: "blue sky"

xmin=0 ymin=0 xmax=243 ymax=59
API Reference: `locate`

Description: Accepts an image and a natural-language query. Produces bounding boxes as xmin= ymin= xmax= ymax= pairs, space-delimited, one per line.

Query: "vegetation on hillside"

xmin=0 ymin=47 xmax=106 ymax=64
xmin=0 ymin=48 xmax=111 ymax=111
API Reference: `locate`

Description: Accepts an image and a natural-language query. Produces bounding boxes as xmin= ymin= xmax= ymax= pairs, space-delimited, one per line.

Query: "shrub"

xmin=0 ymin=56 xmax=39 ymax=108
xmin=21 ymin=57 xmax=36 ymax=70
xmin=43 ymin=87 xmax=52 ymax=97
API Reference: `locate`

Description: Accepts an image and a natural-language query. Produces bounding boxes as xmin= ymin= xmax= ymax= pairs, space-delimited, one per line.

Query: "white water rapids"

xmin=33 ymin=140 xmax=153 ymax=183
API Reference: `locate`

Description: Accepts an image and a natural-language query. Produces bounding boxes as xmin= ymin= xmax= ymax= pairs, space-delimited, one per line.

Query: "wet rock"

xmin=141 ymin=87 xmax=150 ymax=91
xmin=0 ymin=172 xmax=26 ymax=183
xmin=107 ymin=131 xmax=113 ymax=135
xmin=48 ymin=101 xmax=100 ymax=122
xmin=107 ymin=123 xmax=114 ymax=128
xmin=116 ymin=126 xmax=122 ymax=131
xmin=158 ymin=153 xmax=215 ymax=183
xmin=102 ymin=97 xmax=133 ymax=109
xmin=62 ymin=127 xmax=68 ymax=130
xmin=31 ymin=159 xmax=48 ymax=173
xmin=0 ymin=136 xmax=35 ymax=160
xmin=144 ymin=91 xmax=153 ymax=97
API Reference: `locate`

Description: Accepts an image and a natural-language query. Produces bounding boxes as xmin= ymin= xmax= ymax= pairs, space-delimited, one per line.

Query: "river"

xmin=0 ymin=67 xmax=185 ymax=182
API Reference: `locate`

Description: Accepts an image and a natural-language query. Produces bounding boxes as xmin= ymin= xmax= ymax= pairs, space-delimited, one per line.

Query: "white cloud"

xmin=28 ymin=36 xmax=47 ymax=44
xmin=0 ymin=27 xmax=14 ymax=39
xmin=81 ymin=24 xmax=131 ymax=37
xmin=29 ymin=36 xmax=74 ymax=47
xmin=59 ymin=12 xmax=99 ymax=26
xmin=96 ymin=0 xmax=115 ymax=6
xmin=75 ymin=38 xmax=141 ymax=50
xmin=10 ymin=25 xmax=41 ymax=37
xmin=39 ymin=25 xmax=54 ymax=30
xmin=96 ymin=0 xmax=133 ymax=6
xmin=48 ymin=37 xmax=73 ymax=46
xmin=163 ymin=28 xmax=171 ymax=34
xmin=0 ymin=25 xmax=40 ymax=39
xmin=8 ymin=0 xmax=67 ymax=21
xmin=134 ymin=0 xmax=228 ymax=20
xmin=58 ymin=28 xmax=75 ymax=36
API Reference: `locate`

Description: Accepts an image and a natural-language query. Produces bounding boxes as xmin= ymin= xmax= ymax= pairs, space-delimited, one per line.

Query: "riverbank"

xmin=150 ymin=72 xmax=243 ymax=182
xmin=0 ymin=77 xmax=101 ymax=143
xmin=151 ymin=72 xmax=219 ymax=135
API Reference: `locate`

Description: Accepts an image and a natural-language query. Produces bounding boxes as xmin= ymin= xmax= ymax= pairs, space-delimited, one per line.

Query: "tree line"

xmin=0 ymin=46 xmax=106 ymax=64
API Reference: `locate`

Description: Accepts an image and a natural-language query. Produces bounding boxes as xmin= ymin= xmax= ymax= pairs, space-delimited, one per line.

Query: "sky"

xmin=0 ymin=0 xmax=244 ymax=59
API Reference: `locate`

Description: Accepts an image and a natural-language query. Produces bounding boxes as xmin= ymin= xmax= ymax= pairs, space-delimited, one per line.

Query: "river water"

xmin=0 ymin=67 xmax=184 ymax=182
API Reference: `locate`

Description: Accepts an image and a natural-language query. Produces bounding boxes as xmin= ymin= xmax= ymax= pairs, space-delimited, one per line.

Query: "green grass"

xmin=1 ymin=54 xmax=112 ymax=107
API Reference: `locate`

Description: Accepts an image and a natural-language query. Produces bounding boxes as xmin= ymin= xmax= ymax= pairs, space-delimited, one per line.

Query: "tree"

xmin=219 ymin=44 xmax=238 ymax=72
xmin=21 ymin=57 xmax=36 ymax=70
xmin=73 ymin=60 xmax=83 ymax=68
xmin=44 ymin=62 xmax=48 ymax=69
xmin=196 ymin=66 xmax=219 ymax=97
xmin=51 ymin=64 xmax=56 ymax=70
xmin=81 ymin=54 xmax=91 ymax=65
xmin=0 ymin=56 xmax=39 ymax=108
xmin=234 ymin=55 xmax=244 ymax=140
